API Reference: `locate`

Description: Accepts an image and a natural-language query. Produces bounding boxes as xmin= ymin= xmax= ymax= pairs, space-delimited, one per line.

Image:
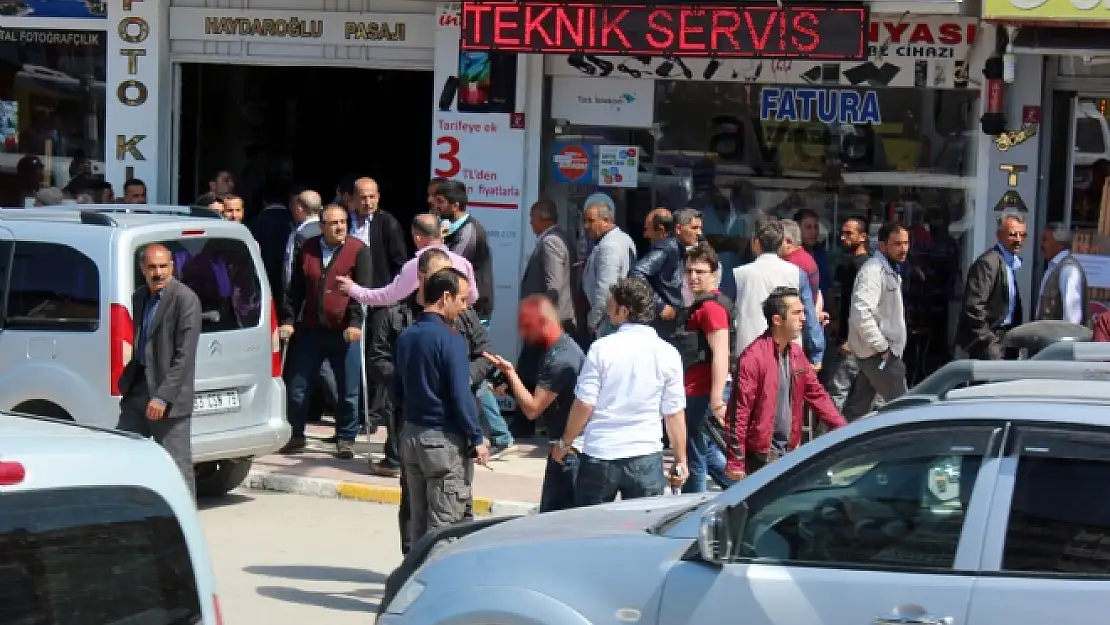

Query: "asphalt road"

xmin=199 ymin=490 xmax=404 ymax=624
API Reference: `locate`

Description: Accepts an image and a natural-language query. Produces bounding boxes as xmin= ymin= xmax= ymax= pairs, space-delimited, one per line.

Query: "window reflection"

xmin=653 ymin=82 xmax=977 ymax=381
xmin=0 ymin=28 xmax=106 ymax=207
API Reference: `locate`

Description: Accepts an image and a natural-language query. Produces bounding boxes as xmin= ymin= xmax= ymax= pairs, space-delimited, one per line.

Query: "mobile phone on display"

xmin=914 ymin=60 xmax=928 ymax=87
xmin=458 ymin=51 xmax=492 ymax=111
xmin=439 ymin=76 xmax=458 ymax=112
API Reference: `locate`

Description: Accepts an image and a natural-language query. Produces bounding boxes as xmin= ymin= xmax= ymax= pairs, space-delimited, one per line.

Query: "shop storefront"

xmin=524 ymin=7 xmax=989 ymax=378
xmin=984 ymin=0 xmax=1110 ymax=321
xmin=0 ymin=5 xmax=107 ymax=206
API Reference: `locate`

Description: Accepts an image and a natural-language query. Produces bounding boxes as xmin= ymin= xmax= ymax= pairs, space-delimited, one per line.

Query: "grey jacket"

xmin=117 ymin=278 xmax=203 ymax=417
xmin=521 ymin=225 xmax=577 ymax=329
xmin=581 ymin=226 xmax=637 ymax=331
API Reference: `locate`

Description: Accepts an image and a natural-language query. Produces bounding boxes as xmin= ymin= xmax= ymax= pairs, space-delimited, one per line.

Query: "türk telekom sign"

xmin=460 ymin=1 xmax=869 ymax=59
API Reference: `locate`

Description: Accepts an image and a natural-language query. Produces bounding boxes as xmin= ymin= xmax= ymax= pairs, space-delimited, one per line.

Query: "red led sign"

xmin=461 ymin=1 xmax=869 ymax=60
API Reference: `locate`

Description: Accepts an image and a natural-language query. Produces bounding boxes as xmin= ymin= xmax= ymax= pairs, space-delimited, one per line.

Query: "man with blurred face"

xmin=843 ymin=222 xmax=909 ymax=420
xmin=280 ymin=205 xmax=374 ymax=458
xmin=116 ymin=244 xmax=202 ymax=496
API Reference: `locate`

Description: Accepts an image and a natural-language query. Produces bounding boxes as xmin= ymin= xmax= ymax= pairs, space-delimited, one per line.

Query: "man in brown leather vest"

xmin=279 ymin=204 xmax=373 ymax=458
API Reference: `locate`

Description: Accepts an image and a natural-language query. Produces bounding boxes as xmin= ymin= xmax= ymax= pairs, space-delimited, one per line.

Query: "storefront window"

xmin=653 ymin=81 xmax=977 ymax=378
xmin=0 ymin=28 xmax=106 ymax=206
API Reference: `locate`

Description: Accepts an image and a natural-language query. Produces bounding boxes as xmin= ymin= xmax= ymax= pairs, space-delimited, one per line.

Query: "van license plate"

xmin=194 ymin=390 xmax=240 ymax=414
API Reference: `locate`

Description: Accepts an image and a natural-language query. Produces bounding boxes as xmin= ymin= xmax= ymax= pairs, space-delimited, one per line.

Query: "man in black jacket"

xmin=632 ymin=207 xmax=703 ymax=339
xmin=248 ymin=179 xmax=296 ymax=299
xmin=367 ymin=248 xmax=493 ymax=554
xmin=433 ymin=180 xmax=494 ymax=320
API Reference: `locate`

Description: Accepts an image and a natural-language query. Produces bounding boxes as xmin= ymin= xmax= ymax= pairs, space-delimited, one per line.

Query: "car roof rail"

xmin=79 ymin=210 xmax=117 ymax=226
xmin=1032 ymin=341 xmax=1110 ymax=361
xmin=82 ymin=204 xmax=224 ymax=220
xmin=879 ymin=358 xmax=1110 ymax=411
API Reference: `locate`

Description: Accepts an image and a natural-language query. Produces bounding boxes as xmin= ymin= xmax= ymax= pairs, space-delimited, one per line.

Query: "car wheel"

xmin=194 ymin=458 xmax=253 ymax=498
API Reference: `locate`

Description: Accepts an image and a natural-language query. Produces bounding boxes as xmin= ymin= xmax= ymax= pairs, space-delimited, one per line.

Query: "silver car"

xmin=0 ymin=205 xmax=289 ymax=496
xmin=381 ymin=360 xmax=1110 ymax=624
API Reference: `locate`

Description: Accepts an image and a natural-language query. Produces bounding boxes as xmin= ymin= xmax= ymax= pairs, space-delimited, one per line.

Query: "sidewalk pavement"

xmin=245 ymin=423 xmax=546 ymax=516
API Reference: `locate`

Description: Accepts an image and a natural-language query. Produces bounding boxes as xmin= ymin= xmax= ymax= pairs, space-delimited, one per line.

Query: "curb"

xmin=244 ymin=470 xmax=539 ymax=517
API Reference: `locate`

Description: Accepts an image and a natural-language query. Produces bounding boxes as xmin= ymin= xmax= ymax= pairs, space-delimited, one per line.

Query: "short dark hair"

xmin=685 ymin=242 xmax=719 ymax=272
xmin=793 ymin=207 xmax=820 ymax=224
xmin=650 ymin=211 xmax=674 ymax=234
xmin=417 ymin=248 xmax=450 ymax=274
xmin=756 ymin=219 xmax=785 ymax=254
xmin=877 ymin=221 xmax=908 ymax=243
xmin=530 ymin=198 xmax=558 ymax=223
xmin=843 ymin=215 xmax=868 ymax=233
xmin=762 ymin=286 xmax=800 ymax=327
xmin=609 ymin=276 xmax=656 ymax=324
xmin=123 ymin=178 xmax=145 ymax=191
xmin=424 ymin=267 xmax=467 ymax=303
xmin=428 ymin=177 xmax=448 ymax=188
xmin=435 ymin=180 xmax=468 ymax=212
xmin=195 ymin=192 xmax=223 ymax=206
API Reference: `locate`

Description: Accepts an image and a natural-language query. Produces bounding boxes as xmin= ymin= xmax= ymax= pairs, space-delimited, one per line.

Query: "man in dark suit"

xmin=248 ymin=179 xmax=297 ymax=299
xmin=117 ymin=243 xmax=203 ymax=496
xmin=957 ymin=210 xmax=1027 ymax=360
xmin=343 ymin=177 xmax=408 ymax=287
xmin=521 ymin=198 xmax=577 ymax=334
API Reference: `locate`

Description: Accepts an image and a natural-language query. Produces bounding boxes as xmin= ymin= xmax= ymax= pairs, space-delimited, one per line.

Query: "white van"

xmin=0 ymin=204 xmax=289 ymax=497
xmin=0 ymin=411 xmax=222 ymax=624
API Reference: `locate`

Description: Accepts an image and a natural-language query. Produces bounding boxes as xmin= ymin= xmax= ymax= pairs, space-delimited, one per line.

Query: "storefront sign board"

xmin=432 ymin=1 xmax=527 ymax=360
xmin=546 ymin=15 xmax=980 ymax=90
xmin=759 ymin=87 xmax=882 ymax=124
xmin=598 ymin=145 xmax=639 ymax=188
xmin=461 ymin=1 xmax=869 ymax=60
xmin=106 ymin=0 xmax=160 ymax=199
xmin=984 ymin=0 xmax=1110 ymax=21
xmin=168 ymin=8 xmax=434 ymax=48
xmin=550 ymin=77 xmax=654 ymax=127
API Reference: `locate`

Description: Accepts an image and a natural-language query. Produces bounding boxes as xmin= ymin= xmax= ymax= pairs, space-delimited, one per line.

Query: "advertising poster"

xmin=0 ymin=0 xmax=106 ymax=18
xmin=432 ymin=2 xmax=526 ymax=362
xmin=597 ymin=145 xmax=638 ymax=188
xmin=551 ymin=141 xmax=594 ymax=185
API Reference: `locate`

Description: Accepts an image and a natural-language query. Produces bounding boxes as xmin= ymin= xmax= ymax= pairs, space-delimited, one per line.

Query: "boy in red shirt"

xmin=673 ymin=243 xmax=733 ymax=493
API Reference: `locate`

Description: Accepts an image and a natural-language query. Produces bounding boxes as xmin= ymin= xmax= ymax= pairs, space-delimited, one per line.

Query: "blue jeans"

xmin=539 ymin=451 xmax=580 ymax=512
xmin=286 ymin=327 xmax=361 ymax=441
xmin=574 ymin=452 xmax=666 ymax=506
xmin=477 ymin=382 xmax=513 ymax=446
xmin=682 ymin=394 xmax=711 ymax=494
xmin=706 ymin=438 xmax=736 ymax=490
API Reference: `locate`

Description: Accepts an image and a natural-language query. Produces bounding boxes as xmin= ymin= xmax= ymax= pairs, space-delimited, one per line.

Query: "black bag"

xmin=669 ymin=293 xmax=737 ymax=371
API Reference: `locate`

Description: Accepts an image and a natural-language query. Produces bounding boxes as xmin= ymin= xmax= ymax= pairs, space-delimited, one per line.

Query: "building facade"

xmin=0 ymin=0 xmax=1059 ymax=362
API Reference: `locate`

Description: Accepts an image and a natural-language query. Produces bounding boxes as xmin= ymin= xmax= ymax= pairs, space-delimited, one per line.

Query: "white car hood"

xmin=439 ymin=494 xmax=712 ymax=557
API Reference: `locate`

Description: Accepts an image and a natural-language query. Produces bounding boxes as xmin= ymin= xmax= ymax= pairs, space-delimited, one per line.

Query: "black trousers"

xmin=118 ymin=372 xmax=195 ymax=497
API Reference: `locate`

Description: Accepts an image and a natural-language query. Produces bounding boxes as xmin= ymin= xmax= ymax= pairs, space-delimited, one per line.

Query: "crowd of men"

xmin=91 ymin=162 xmax=1093 ymax=554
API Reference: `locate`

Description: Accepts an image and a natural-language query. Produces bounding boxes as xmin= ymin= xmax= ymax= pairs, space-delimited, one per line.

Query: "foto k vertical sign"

xmin=107 ymin=0 xmax=161 ymax=198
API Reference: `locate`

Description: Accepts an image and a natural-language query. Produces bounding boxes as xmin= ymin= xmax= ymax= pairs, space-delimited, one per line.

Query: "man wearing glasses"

xmin=956 ymin=210 xmax=1027 ymax=361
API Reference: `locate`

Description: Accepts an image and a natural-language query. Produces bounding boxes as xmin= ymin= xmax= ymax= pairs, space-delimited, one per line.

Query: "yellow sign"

xmin=985 ymin=0 xmax=1110 ymax=21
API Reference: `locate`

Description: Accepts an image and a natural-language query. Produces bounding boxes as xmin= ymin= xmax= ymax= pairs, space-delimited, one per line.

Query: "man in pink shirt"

xmin=337 ymin=213 xmax=478 ymax=307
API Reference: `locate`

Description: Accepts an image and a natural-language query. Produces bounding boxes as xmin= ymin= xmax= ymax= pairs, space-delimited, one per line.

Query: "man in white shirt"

xmin=553 ymin=276 xmax=688 ymax=505
xmin=732 ymin=219 xmax=826 ymax=366
xmin=1036 ymin=223 xmax=1088 ymax=325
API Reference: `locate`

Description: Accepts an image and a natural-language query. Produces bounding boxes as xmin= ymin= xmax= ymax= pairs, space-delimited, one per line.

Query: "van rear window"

xmin=136 ymin=238 xmax=262 ymax=333
xmin=0 ymin=485 xmax=203 ymax=625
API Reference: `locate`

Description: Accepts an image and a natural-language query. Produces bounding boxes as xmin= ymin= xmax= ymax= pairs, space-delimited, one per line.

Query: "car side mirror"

xmin=698 ymin=501 xmax=747 ymax=565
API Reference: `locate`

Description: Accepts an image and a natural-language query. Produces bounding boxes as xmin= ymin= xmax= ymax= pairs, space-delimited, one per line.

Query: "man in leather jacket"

xmin=632 ymin=207 xmax=703 ymax=339
xmin=365 ymin=248 xmax=492 ymax=555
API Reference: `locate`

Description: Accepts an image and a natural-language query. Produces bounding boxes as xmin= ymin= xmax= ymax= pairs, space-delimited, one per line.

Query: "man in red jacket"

xmin=725 ymin=286 xmax=845 ymax=480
